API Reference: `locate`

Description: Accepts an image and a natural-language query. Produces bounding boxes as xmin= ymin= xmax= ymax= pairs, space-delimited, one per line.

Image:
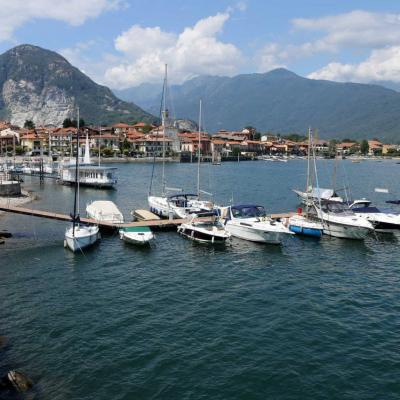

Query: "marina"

xmin=1 ymin=158 xmax=400 ymax=399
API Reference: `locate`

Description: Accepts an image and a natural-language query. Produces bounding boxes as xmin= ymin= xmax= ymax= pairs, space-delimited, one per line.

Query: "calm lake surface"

xmin=1 ymin=159 xmax=400 ymax=400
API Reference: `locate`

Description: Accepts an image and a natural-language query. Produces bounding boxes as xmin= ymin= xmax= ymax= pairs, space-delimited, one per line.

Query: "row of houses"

xmin=0 ymin=120 xmax=398 ymax=157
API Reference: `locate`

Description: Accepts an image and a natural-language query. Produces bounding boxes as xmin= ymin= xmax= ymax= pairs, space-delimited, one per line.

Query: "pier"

xmin=0 ymin=204 xmax=294 ymax=230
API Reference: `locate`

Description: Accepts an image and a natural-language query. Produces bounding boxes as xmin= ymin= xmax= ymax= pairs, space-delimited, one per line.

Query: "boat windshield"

xmin=231 ymin=205 xmax=266 ymax=218
xmin=322 ymin=202 xmax=353 ymax=215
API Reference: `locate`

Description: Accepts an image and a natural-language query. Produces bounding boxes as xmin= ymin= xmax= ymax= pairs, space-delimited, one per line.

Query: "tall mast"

xmin=197 ymin=99 xmax=202 ymax=198
xmin=306 ymin=127 xmax=311 ymax=193
xmin=98 ymin=125 xmax=101 ymax=167
xmin=72 ymin=107 xmax=80 ymax=235
xmin=76 ymin=107 xmax=80 ymax=215
xmin=161 ymin=63 xmax=167 ymax=196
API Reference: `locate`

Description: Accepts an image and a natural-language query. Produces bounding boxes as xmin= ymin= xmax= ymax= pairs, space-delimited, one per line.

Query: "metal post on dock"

xmin=39 ymin=158 xmax=44 ymax=184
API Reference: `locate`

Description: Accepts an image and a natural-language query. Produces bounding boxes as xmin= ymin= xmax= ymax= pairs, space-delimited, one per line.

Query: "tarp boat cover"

xmin=86 ymin=201 xmax=124 ymax=223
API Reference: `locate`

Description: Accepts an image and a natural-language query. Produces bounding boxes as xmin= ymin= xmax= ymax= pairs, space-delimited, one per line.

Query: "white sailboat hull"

xmin=65 ymin=225 xmax=100 ymax=252
xmin=148 ymin=196 xmax=177 ymax=218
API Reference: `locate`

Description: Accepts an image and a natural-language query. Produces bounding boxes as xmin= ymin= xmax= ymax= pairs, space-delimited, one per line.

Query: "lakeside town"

xmin=0 ymin=118 xmax=399 ymax=161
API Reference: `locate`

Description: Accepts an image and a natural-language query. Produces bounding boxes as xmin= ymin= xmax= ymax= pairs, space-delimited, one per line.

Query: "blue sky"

xmin=1 ymin=0 xmax=400 ymax=88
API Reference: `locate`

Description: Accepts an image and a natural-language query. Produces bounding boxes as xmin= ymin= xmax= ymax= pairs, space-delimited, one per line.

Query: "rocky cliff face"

xmin=0 ymin=44 xmax=157 ymax=126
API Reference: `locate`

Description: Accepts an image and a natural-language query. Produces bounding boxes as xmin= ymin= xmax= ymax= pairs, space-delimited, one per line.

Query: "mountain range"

xmin=1 ymin=44 xmax=400 ymax=142
xmin=0 ymin=44 xmax=156 ymax=127
xmin=116 ymin=70 xmax=400 ymax=142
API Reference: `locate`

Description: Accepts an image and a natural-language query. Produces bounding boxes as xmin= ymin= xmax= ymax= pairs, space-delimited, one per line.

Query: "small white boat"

xmin=178 ymin=216 xmax=230 ymax=244
xmin=288 ymin=214 xmax=324 ymax=238
xmin=349 ymin=199 xmax=400 ymax=233
xmin=119 ymin=226 xmax=154 ymax=245
xmin=65 ymin=223 xmax=100 ymax=252
xmin=220 ymin=205 xmax=294 ymax=244
xmin=86 ymin=200 xmax=124 ymax=224
xmin=311 ymin=201 xmax=374 ymax=239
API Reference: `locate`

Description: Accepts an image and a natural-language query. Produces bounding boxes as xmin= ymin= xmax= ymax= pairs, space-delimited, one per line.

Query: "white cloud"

xmin=256 ymin=10 xmax=400 ymax=82
xmin=256 ymin=43 xmax=287 ymax=72
xmin=308 ymin=46 xmax=400 ymax=83
xmin=292 ymin=10 xmax=400 ymax=52
xmin=104 ymin=12 xmax=244 ymax=88
xmin=0 ymin=0 xmax=121 ymax=42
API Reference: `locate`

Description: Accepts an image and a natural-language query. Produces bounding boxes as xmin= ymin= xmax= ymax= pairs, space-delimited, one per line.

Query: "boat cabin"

xmin=229 ymin=205 xmax=267 ymax=219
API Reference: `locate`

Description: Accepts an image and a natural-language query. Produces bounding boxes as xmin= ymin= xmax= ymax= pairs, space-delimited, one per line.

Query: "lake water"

xmin=1 ymin=159 xmax=400 ymax=399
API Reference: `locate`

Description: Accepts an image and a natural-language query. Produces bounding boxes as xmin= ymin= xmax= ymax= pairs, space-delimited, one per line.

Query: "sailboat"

xmin=65 ymin=108 xmax=100 ymax=252
xmin=148 ymin=65 xmax=212 ymax=219
xmin=294 ymin=129 xmax=374 ymax=239
xmin=178 ymin=100 xmax=229 ymax=244
xmin=289 ymin=128 xmax=324 ymax=238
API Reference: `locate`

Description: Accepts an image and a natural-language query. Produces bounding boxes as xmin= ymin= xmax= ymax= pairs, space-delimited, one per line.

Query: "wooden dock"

xmin=0 ymin=204 xmax=294 ymax=230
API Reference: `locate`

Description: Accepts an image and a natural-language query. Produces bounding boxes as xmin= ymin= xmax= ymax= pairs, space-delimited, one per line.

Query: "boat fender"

xmin=283 ymin=218 xmax=289 ymax=227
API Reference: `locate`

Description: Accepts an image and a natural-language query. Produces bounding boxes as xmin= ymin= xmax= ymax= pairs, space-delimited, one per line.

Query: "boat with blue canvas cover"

xmin=349 ymin=199 xmax=400 ymax=233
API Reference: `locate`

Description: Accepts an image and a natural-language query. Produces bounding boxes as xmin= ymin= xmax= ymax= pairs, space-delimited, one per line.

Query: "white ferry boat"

xmin=60 ymin=133 xmax=117 ymax=189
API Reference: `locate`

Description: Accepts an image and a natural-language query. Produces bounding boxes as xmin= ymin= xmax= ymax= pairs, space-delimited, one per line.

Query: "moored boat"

xmin=86 ymin=200 xmax=124 ymax=224
xmin=119 ymin=226 xmax=154 ymax=245
xmin=310 ymin=201 xmax=374 ymax=239
xmin=288 ymin=214 xmax=323 ymax=238
xmin=349 ymin=199 xmax=400 ymax=233
xmin=220 ymin=205 xmax=294 ymax=244
xmin=65 ymin=108 xmax=100 ymax=252
xmin=177 ymin=216 xmax=230 ymax=244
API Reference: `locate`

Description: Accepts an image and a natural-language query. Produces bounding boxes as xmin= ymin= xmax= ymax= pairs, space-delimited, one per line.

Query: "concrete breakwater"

xmin=0 ymin=190 xmax=35 ymax=215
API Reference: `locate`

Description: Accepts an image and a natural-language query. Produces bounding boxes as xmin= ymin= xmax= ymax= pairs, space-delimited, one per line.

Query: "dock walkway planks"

xmin=0 ymin=204 xmax=294 ymax=229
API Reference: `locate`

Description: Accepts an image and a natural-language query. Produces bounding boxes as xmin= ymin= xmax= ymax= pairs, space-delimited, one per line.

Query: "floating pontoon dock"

xmin=0 ymin=205 xmax=294 ymax=230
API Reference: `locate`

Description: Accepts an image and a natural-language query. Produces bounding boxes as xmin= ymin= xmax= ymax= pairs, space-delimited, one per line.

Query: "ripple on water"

xmin=1 ymin=161 xmax=400 ymax=399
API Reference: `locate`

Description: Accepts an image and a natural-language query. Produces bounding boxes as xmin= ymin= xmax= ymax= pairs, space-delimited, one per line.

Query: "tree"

xmin=102 ymin=148 xmax=113 ymax=157
xmin=360 ymin=139 xmax=369 ymax=155
xmin=232 ymin=147 xmax=241 ymax=156
xmin=62 ymin=118 xmax=85 ymax=128
xmin=15 ymin=145 xmax=24 ymax=155
xmin=328 ymin=140 xmax=337 ymax=156
xmin=244 ymin=126 xmax=257 ymax=140
xmin=283 ymin=133 xmax=307 ymax=142
xmin=142 ymin=124 xmax=153 ymax=134
xmin=24 ymin=120 xmax=35 ymax=129
xmin=63 ymin=118 xmax=73 ymax=128
xmin=254 ymin=131 xmax=261 ymax=140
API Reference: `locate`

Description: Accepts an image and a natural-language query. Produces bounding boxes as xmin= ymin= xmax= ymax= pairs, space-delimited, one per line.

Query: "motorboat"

xmin=86 ymin=200 xmax=124 ymax=224
xmin=177 ymin=215 xmax=230 ymax=244
xmin=288 ymin=213 xmax=324 ymax=238
xmin=310 ymin=201 xmax=374 ymax=239
xmin=220 ymin=205 xmax=294 ymax=244
xmin=349 ymin=199 xmax=400 ymax=233
xmin=64 ymin=108 xmax=100 ymax=252
xmin=119 ymin=226 xmax=154 ymax=245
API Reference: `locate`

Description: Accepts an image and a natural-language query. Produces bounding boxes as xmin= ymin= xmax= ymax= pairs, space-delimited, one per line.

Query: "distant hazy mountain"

xmin=117 ymin=69 xmax=400 ymax=141
xmin=369 ymin=80 xmax=400 ymax=93
xmin=0 ymin=44 xmax=157 ymax=127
